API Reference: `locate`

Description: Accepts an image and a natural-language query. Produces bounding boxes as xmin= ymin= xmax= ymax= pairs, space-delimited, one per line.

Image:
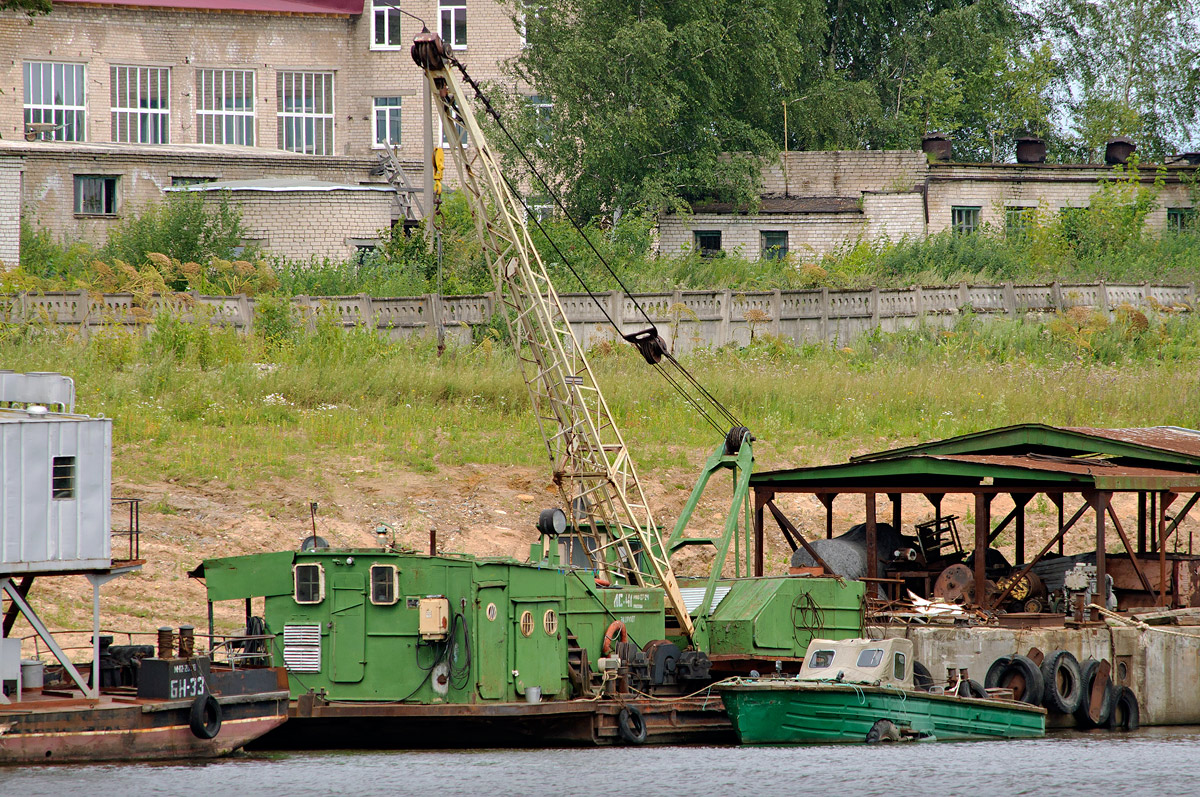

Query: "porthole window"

xmin=485 ymin=603 xmax=497 ymax=621
xmin=543 ymin=609 xmax=558 ymax=635
xmin=369 ymin=564 xmax=399 ymax=605
xmin=293 ymin=563 xmax=325 ymax=604
xmin=519 ymin=610 xmax=534 ymax=637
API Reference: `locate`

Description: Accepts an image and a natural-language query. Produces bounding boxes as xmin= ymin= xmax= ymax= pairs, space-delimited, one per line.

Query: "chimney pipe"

xmin=1106 ymin=136 xmax=1136 ymax=165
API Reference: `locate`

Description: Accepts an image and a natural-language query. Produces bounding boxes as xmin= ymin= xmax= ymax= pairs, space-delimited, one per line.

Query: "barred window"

xmin=294 ymin=563 xmax=325 ymax=604
xmin=111 ymin=66 xmax=170 ymax=144
xmin=277 ymin=71 xmax=334 ymax=155
xmin=369 ymin=564 xmax=399 ymax=605
xmin=374 ymin=96 xmax=402 ymax=147
xmin=760 ymin=230 xmax=788 ymax=260
xmin=694 ymin=230 xmax=722 ymax=257
xmin=951 ymin=206 xmax=980 ymax=235
xmin=197 ymin=69 xmax=255 ymax=146
xmin=372 ymin=0 xmax=403 ymax=48
xmin=51 ymin=456 xmax=76 ymax=500
xmin=1005 ymin=207 xmax=1034 ymax=240
xmin=1167 ymin=208 xmax=1196 ymax=232
xmin=23 ymin=62 xmax=86 ymax=142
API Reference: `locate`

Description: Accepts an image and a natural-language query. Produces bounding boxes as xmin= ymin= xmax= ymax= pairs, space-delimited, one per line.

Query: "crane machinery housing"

xmin=192 ymin=29 xmax=864 ymax=747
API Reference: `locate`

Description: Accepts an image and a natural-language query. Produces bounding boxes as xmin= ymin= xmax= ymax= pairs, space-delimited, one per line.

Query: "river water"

xmin=4 ymin=727 xmax=1196 ymax=796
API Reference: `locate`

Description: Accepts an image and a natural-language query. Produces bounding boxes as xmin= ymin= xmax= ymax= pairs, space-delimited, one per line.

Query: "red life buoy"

xmin=602 ymin=620 xmax=627 ymax=655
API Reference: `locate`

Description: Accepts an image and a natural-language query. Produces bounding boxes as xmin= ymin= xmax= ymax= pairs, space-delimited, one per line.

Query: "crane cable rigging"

xmin=438 ymin=50 xmax=744 ymax=438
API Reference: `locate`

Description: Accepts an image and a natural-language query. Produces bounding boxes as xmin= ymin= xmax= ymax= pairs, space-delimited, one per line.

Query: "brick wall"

xmin=658 ymin=211 xmax=868 ymax=260
xmin=761 ymin=151 xmax=929 ymax=197
xmin=202 ymin=188 xmax=394 ymax=261
xmin=0 ymin=159 xmax=23 ymax=266
xmin=863 ymin=192 xmax=926 ymax=241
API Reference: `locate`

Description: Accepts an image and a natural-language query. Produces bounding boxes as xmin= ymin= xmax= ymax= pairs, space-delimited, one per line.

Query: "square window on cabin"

xmin=51 ymin=456 xmax=76 ymax=500
xmin=808 ymin=649 xmax=834 ymax=669
xmin=893 ymin=652 xmax=906 ymax=680
xmin=294 ymin=563 xmax=325 ymax=604
xmin=951 ymin=206 xmax=980 ymax=235
xmin=694 ymin=230 xmax=722 ymax=257
xmin=761 ymin=230 xmax=788 ymax=260
xmin=1168 ymin=208 xmax=1197 ymax=232
xmin=74 ymin=175 xmax=118 ymax=215
xmin=1005 ymin=207 xmax=1035 ymax=241
xmin=856 ymin=648 xmax=884 ymax=668
xmin=370 ymin=564 xmax=398 ymax=605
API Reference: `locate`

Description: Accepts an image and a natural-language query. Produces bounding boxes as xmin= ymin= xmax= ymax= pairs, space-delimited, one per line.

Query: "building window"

xmin=526 ymin=193 xmax=554 ymax=223
xmin=694 ymin=230 xmax=722 ymax=257
xmin=293 ymin=563 xmax=325 ymax=604
xmin=1005 ymin=207 xmax=1034 ymax=241
xmin=171 ymin=176 xmax=217 ymax=187
xmin=519 ymin=2 xmax=544 ymax=47
xmin=111 ymin=66 xmax=170 ymax=144
xmin=277 ymin=71 xmax=334 ymax=155
xmin=439 ymin=115 xmax=468 ymax=148
xmin=371 ymin=0 xmax=403 ymax=49
xmin=440 ymin=0 xmax=467 ymax=49
xmin=374 ymin=96 xmax=402 ymax=147
xmin=51 ymin=456 xmax=76 ymax=500
xmin=74 ymin=175 xmax=118 ymax=216
xmin=761 ymin=230 xmax=788 ymax=259
xmin=528 ymin=94 xmax=552 ymax=144
xmin=369 ymin=564 xmax=399 ymax=605
xmin=196 ymin=69 xmax=255 ymax=146
xmin=1167 ymin=207 xmax=1196 ymax=232
xmin=23 ymin=62 xmax=86 ymax=142
xmin=951 ymin=206 xmax=980 ymax=235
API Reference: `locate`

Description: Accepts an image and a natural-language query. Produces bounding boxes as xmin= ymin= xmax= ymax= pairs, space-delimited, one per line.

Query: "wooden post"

xmin=1094 ymin=491 xmax=1107 ymax=619
xmin=753 ymin=490 xmax=767 ymax=577
xmin=866 ymin=494 xmax=878 ymax=581
xmin=818 ymin=493 xmax=836 ymax=539
xmin=974 ymin=492 xmax=990 ymax=608
xmin=1137 ymin=492 xmax=1147 ymax=555
xmin=889 ymin=493 xmax=902 ymax=534
xmin=1014 ymin=493 xmax=1032 ymax=564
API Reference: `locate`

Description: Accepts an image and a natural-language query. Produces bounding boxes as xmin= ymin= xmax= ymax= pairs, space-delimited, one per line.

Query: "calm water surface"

xmin=4 ymin=727 xmax=1198 ymax=796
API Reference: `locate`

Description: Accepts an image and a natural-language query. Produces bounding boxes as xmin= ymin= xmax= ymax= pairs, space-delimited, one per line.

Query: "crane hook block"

xmin=411 ymin=29 xmax=447 ymax=71
xmin=623 ymin=328 xmax=667 ymax=365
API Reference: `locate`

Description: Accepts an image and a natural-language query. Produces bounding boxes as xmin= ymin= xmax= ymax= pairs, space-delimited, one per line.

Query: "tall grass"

xmin=3 ymin=307 xmax=1198 ymax=493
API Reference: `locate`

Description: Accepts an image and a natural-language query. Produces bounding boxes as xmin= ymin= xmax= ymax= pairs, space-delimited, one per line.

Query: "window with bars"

xmin=760 ymin=230 xmax=788 ymax=259
xmin=277 ymin=71 xmax=334 ymax=155
xmin=372 ymin=0 xmax=403 ymax=48
xmin=1167 ymin=208 xmax=1196 ymax=232
xmin=111 ymin=66 xmax=170 ymax=144
xmin=51 ymin=456 xmax=76 ymax=500
xmin=74 ymin=175 xmax=118 ymax=216
xmin=293 ymin=563 xmax=325 ymax=604
xmin=196 ymin=69 xmax=255 ymax=146
xmin=23 ymin=62 xmax=86 ymax=142
xmin=951 ymin=206 xmax=980 ymax=235
xmin=370 ymin=565 xmax=399 ymax=605
xmin=528 ymin=94 xmax=552 ymax=144
xmin=440 ymin=0 xmax=466 ymax=49
xmin=694 ymin=230 xmax=722 ymax=256
xmin=374 ymin=96 xmax=402 ymax=147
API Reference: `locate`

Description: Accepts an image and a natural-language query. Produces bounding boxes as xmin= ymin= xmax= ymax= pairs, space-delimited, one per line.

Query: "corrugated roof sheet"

xmin=56 ymin=0 xmax=362 ymax=14
xmin=1065 ymin=426 xmax=1200 ymax=459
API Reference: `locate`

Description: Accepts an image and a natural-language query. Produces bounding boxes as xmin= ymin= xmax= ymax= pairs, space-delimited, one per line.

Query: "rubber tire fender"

xmin=984 ymin=655 xmax=1013 ymax=690
xmin=617 ymin=706 xmax=647 ymax=744
xmin=865 ymin=719 xmax=900 ymax=743
xmin=957 ymin=679 xmax=987 ymax=699
xmin=1040 ymin=649 xmax=1084 ymax=715
xmin=912 ymin=661 xmax=933 ymax=692
xmin=189 ymin=693 xmax=222 ymax=740
xmin=998 ymin=654 xmax=1045 ymax=706
xmin=1073 ymin=659 xmax=1115 ymax=728
xmin=1106 ymin=686 xmax=1140 ymax=731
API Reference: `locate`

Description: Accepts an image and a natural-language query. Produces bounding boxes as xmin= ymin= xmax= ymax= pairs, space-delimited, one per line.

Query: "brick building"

xmin=658 ymin=150 xmax=1199 ymax=261
xmin=0 ymin=0 xmax=526 ymax=264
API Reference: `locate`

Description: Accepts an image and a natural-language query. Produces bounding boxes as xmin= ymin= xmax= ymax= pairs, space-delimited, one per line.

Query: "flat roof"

xmin=54 ymin=0 xmax=362 ymax=14
xmin=168 ymin=177 xmax=393 ymax=193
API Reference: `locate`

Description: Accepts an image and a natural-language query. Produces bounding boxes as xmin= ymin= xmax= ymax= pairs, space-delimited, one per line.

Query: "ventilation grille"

xmin=283 ymin=624 xmax=321 ymax=673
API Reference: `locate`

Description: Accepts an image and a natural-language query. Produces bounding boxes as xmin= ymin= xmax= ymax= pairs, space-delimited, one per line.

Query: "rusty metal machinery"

xmin=410 ymin=30 xmax=695 ymax=641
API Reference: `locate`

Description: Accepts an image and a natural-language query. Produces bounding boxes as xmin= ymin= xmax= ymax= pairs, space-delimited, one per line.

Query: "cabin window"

xmin=370 ymin=564 xmax=399 ymax=605
xmin=51 ymin=456 xmax=76 ymax=500
xmin=808 ymin=649 xmax=835 ymax=669
xmin=293 ymin=563 xmax=325 ymax=604
xmin=893 ymin=652 xmax=906 ymax=680
xmin=519 ymin=610 xmax=534 ymax=637
xmin=856 ymin=648 xmax=884 ymax=668
xmin=543 ymin=609 xmax=558 ymax=635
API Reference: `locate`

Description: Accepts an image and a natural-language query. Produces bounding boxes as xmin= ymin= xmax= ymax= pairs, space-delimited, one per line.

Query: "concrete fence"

xmin=3 ymin=281 xmax=1194 ymax=354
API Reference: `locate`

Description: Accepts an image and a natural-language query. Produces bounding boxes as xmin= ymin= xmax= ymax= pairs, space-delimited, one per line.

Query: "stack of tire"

xmin=984 ymin=651 xmax=1139 ymax=730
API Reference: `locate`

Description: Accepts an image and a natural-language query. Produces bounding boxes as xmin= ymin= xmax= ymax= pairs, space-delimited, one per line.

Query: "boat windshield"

xmin=808 ymin=650 xmax=835 ymax=669
xmin=856 ymin=649 xmax=884 ymax=668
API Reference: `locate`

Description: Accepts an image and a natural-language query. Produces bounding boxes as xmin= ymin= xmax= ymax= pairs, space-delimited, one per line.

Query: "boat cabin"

xmin=799 ymin=637 xmax=914 ymax=688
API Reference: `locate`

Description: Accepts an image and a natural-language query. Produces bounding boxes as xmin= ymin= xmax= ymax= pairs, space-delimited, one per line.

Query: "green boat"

xmin=719 ymin=637 xmax=1046 ymax=744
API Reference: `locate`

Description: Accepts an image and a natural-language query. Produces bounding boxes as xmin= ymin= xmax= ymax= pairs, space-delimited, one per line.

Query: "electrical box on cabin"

xmin=419 ymin=596 xmax=450 ymax=640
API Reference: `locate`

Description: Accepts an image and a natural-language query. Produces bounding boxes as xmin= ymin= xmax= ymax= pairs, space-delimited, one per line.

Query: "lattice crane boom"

xmin=411 ymin=31 xmax=695 ymax=641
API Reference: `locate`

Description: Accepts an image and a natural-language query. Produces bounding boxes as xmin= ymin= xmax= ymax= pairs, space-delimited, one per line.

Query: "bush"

xmin=103 ymin=191 xmax=248 ymax=272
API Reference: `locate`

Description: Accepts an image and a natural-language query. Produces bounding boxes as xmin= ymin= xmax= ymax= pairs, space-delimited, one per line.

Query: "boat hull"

xmin=720 ymin=682 xmax=1046 ymax=744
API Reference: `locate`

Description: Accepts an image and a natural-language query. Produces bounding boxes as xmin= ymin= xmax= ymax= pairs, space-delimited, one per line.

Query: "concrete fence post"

xmin=608 ymin=291 xmax=623 ymax=341
xmin=1051 ymin=281 xmax=1062 ymax=313
xmin=238 ymin=293 xmax=254 ymax=333
xmin=1098 ymin=279 xmax=1109 ymax=315
xmin=1003 ymin=282 xmax=1017 ymax=318
xmin=820 ymin=287 xmax=830 ymax=344
xmin=771 ymin=289 xmax=782 ymax=337
xmin=719 ymin=289 xmax=732 ymax=346
xmin=73 ymin=289 xmax=91 ymax=341
xmin=870 ymin=286 xmax=880 ymax=330
xmin=914 ymin=285 xmax=924 ymax=321
xmin=358 ymin=293 xmax=373 ymax=330
xmin=958 ymin=281 xmax=970 ymax=313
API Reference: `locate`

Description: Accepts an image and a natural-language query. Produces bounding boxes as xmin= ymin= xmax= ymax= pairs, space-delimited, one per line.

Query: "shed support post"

xmin=1137 ymin=492 xmax=1147 ymax=555
xmin=1052 ymin=494 xmax=1065 ymax=555
xmin=1092 ymin=491 xmax=1108 ymax=620
xmin=818 ymin=493 xmax=836 ymax=539
xmin=974 ymin=492 xmax=991 ymax=608
xmin=866 ymin=494 xmax=878 ymax=581
xmin=1013 ymin=493 xmax=1033 ymax=564
xmin=753 ymin=490 xmax=768 ymax=577
xmin=889 ymin=493 xmax=902 ymax=535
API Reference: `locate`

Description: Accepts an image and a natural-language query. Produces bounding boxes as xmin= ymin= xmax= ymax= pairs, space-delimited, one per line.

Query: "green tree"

xmin=2 ymin=0 xmax=51 ymax=15
xmin=102 ymin=190 xmax=247 ymax=267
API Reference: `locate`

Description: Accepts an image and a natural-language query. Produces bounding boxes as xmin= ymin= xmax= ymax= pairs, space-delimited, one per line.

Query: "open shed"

xmin=749 ymin=424 xmax=1200 ymax=615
